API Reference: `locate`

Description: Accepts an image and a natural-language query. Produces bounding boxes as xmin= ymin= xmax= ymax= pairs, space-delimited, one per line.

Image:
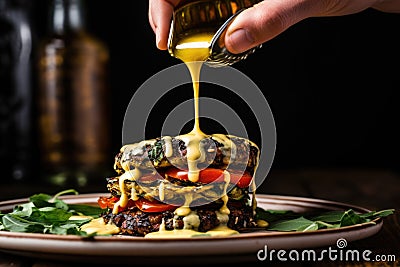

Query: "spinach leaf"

xmin=297 ymin=222 xmax=319 ymax=232
xmin=148 ymin=140 xmax=164 ymax=166
xmin=257 ymin=207 xmax=395 ymax=232
xmin=48 ymin=223 xmax=91 ymax=236
xmin=255 ymin=207 xmax=299 ymax=223
xmin=339 ymin=209 xmax=369 ymax=227
xmin=267 ymin=217 xmax=316 ymax=232
xmin=360 ymin=209 xmax=395 ymax=219
xmin=309 ymin=210 xmax=345 ymax=223
xmin=1 ymin=214 xmax=45 ymax=233
xmin=68 ymin=204 xmax=104 ymax=218
xmin=0 ymin=189 xmax=105 ymax=236
xmin=12 ymin=202 xmax=35 ymax=217
xmin=29 ymin=207 xmax=72 ymax=223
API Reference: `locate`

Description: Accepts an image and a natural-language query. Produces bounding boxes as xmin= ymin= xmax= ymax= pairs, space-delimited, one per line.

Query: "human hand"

xmin=148 ymin=0 xmax=180 ymax=50
xmin=148 ymin=0 xmax=400 ymax=54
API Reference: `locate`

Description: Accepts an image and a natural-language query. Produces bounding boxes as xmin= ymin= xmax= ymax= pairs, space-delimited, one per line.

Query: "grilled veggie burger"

xmin=97 ymin=133 xmax=260 ymax=237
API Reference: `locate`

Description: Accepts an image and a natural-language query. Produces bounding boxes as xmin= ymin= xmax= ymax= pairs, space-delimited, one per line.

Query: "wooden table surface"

xmin=0 ymin=168 xmax=399 ymax=267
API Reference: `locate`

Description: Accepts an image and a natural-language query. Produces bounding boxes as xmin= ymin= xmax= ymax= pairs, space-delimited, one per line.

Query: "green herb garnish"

xmin=0 ymin=189 xmax=105 ymax=236
xmin=256 ymin=207 xmax=395 ymax=232
xmin=147 ymin=139 xmax=164 ymax=167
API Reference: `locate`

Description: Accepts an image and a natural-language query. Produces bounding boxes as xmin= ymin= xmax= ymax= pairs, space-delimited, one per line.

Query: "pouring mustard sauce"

xmin=81 ymin=33 xmax=261 ymax=238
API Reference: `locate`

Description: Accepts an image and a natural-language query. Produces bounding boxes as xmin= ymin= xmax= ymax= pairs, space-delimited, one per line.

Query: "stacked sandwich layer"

xmin=98 ymin=134 xmax=260 ymax=237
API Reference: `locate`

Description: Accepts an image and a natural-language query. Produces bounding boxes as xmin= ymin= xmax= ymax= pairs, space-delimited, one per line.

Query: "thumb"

xmin=225 ymin=0 xmax=317 ymax=54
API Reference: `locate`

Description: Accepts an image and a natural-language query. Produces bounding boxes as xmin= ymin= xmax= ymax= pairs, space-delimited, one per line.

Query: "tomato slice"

xmin=97 ymin=196 xmax=119 ymax=209
xmin=165 ymin=167 xmax=253 ymax=188
xmin=134 ymin=198 xmax=178 ymax=213
xmin=230 ymin=169 xmax=253 ymax=188
xmin=166 ymin=167 xmax=224 ymax=184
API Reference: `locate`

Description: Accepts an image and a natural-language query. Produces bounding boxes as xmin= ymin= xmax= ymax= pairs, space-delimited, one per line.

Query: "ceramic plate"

xmin=0 ymin=193 xmax=382 ymax=264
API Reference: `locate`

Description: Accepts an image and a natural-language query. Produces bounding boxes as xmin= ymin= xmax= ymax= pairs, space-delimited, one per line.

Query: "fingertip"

xmin=156 ymin=41 xmax=168 ymax=51
xmin=155 ymin=28 xmax=168 ymax=50
xmin=225 ymin=28 xmax=256 ymax=54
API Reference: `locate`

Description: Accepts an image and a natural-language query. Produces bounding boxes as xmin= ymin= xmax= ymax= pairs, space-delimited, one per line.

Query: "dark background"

xmin=3 ymin=0 xmax=400 ymax=186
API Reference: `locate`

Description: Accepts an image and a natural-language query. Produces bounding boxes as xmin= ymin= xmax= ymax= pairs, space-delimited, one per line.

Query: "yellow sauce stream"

xmin=112 ymin=168 xmax=141 ymax=214
xmin=148 ymin=33 xmax=238 ymax=237
xmin=173 ymin=33 xmax=214 ymax=183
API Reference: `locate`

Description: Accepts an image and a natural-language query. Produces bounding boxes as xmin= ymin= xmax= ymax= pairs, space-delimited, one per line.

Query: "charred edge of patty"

xmin=101 ymin=200 xmax=256 ymax=237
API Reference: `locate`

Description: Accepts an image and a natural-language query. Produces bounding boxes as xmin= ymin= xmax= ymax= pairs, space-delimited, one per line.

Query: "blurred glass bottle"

xmin=37 ymin=0 xmax=111 ymax=187
xmin=0 ymin=0 xmax=34 ymax=183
